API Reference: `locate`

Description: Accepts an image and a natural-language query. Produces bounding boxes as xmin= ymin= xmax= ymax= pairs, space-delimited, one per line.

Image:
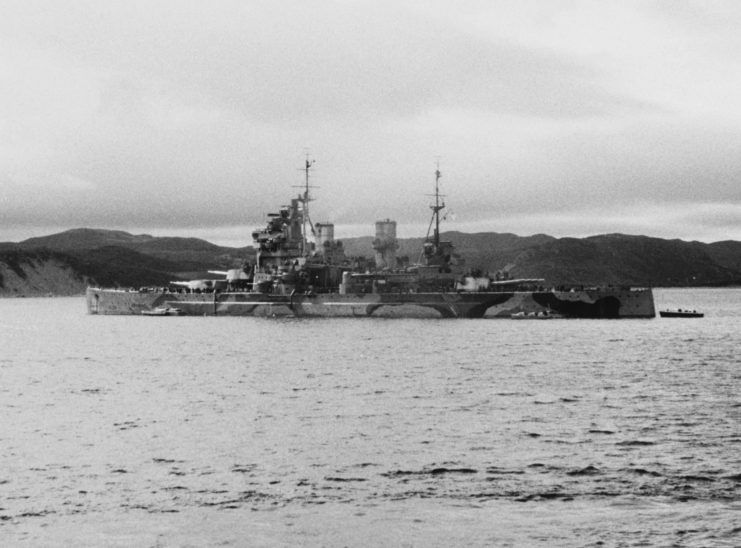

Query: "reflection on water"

xmin=1 ymin=289 xmax=740 ymax=546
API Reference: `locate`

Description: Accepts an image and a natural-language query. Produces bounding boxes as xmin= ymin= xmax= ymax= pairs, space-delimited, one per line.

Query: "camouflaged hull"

xmin=86 ymin=286 xmax=655 ymax=318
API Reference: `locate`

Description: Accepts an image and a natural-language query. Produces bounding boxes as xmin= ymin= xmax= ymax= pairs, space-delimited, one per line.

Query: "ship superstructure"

xmin=248 ymin=157 xmax=346 ymax=296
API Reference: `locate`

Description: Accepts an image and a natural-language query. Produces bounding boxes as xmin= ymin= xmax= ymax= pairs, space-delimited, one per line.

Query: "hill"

xmin=0 ymin=246 xmax=186 ymax=296
xmin=706 ymin=240 xmax=741 ymax=273
xmin=18 ymin=228 xmax=254 ymax=270
xmin=19 ymin=228 xmax=154 ymax=251
xmin=506 ymin=234 xmax=741 ymax=286
xmin=341 ymin=231 xmax=741 ymax=286
xmin=342 ymin=231 xmax=741 ymax=286
xmin=0 ymin=248 xmax=88 ymax=296
xmin=2 ymin=228 xmax=740 ymax=296
xmin=1 ymin=229 xmax=256 ymax=296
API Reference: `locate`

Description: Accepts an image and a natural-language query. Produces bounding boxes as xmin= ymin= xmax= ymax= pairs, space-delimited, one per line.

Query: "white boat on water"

xmin=141 ymin=307 xmax=183 ymax=316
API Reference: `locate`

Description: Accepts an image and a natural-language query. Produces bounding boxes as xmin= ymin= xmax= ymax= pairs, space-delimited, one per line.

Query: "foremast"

xmin=296 ymin=155 xmax=316 ymax=258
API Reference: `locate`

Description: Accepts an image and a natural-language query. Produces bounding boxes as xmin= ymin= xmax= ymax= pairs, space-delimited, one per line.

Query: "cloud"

xmin=1 ymin=1 xmax=741 ymax=244
xmin=3 ymin=1 xmax=647 ymax=122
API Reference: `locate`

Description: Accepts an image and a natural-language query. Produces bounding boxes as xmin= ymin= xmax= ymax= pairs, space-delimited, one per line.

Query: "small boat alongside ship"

xmin=86 ymin=162 xmax=656 ymax=319
xmin=141 ymin=306 xmax=183 ymax=316
xmin=511 ymin=309 xmax=562 ymax=319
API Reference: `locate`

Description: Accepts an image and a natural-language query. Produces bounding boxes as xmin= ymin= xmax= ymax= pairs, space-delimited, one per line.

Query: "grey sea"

xmin=1 ymin=288 xmax=739 ymax=547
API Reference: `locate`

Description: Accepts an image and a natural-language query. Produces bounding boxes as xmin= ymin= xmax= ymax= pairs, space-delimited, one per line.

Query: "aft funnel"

xmin=372 ymin=219 xmax=399 ymax=269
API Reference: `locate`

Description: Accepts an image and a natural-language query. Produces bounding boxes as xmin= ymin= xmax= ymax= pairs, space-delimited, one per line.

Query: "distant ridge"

xmin=1 ymin=227 xmax=740 ymax=296
xmin=19 ymin=228 xmax=154 ymax=251
xmin=17 ymin=228 xmax=254 ymax=273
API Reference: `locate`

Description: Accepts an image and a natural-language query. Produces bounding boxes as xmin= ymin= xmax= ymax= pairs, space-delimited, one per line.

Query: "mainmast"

xmin=430 ymin=165 xmax=445 ymax=249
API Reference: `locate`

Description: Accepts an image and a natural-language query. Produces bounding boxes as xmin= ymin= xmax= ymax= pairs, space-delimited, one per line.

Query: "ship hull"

xmin=86 ymin=287 xmax=656 ymax=319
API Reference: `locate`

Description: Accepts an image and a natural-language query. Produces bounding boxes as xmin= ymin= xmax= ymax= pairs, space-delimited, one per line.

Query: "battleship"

xmin=86 ymin=162 xmax=656 ymax=319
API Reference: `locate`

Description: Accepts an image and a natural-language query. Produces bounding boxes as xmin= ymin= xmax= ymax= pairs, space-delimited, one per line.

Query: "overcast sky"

xmin=2 ymin=0 xmax=741 ymax=246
